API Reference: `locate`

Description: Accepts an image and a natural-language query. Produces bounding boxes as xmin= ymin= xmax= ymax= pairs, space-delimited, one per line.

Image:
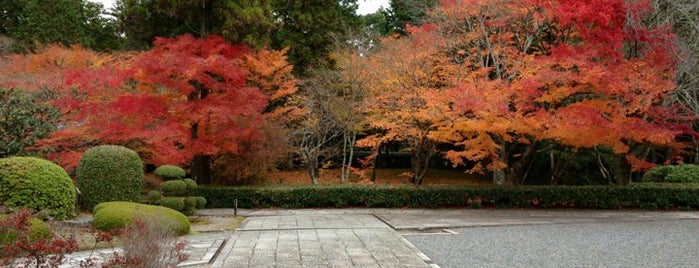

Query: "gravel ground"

xmin=406 ymin=220 xmax=699 ymax=268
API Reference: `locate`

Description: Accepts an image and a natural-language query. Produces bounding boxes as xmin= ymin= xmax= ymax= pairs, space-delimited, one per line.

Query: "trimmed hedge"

xmin=154 ymin=165 xmax=186 ymax=180
xmin=92 ymin=201 xmax=189 ymax=235
xmin=76 ymin=145 xmax=144 ymax=210
xmin=0 ymin=157 xmax=76 ymax=220
xmin=195 ymin=184 xmax=699 ymax=210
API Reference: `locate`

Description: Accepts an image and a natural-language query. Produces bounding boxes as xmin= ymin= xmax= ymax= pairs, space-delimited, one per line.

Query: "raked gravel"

xmin=406 ymin=219 xmax=699 ymax=268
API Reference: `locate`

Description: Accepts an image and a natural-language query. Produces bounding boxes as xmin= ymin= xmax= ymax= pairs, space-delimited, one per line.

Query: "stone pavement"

xmin=52 ymin=208 xmax=699 ymax=267
xmin=203 ymin=208 xmax=699 ymax=267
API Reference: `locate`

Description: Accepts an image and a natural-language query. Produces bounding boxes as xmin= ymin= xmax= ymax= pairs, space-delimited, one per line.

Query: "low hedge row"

xmin=195 ymin=184 xmax=699 ymax=210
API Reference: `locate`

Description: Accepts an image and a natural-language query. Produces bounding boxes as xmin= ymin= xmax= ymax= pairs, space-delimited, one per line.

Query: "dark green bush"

xmin=92 ymin=201 xmax=189 ymax=235
xmin=642 ymin=164 xmax=699 ymax=183
xmin=76 ymin=145 xmax=144 ymax=210
xmin=160 ymin=180 xmax=187 ymax=196
xmin=183 ymin=179 xmax=197 ymax=191
xmin=196 ymin=184 xmax=699 ymax=210
xmin=0 ymin=157 xmax=76 ymax=220
xmin=154 ymin=165 xmax=186 ymax=180
xmin=195 ymin=196 xmax=207 ymax=209
xmin=159 ymin=197 xmax=185 ymax=211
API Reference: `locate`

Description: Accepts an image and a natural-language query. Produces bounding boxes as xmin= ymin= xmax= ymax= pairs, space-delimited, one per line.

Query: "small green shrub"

xmin=183 ymin=197 xmax=197 ymax=210
xmin=642 ymin=164 xmax=699 ymax=183
xmin=92 ymin=202 xmax=189 ymax=235
xmin=159 ymin=197 xmax=185 ymax=211
xmin=195 ymin=196 xmax=207 ymax=209
xmin=183 ymin=179 xmax=197 ymax=191
xmin=160 ymin=180 xmax=187 ymax=196
xmin=154 ymin=165 xmax=186 ymax=180
xmin=0 ymin=157 xmax=76 ymax=220
xmin=146 ymin=190 xmax=162 ymax=204
xmin=0 ymin=214 xmax=51 ymax=245
xmin=76 ymin=145 xmax=144 ymax=210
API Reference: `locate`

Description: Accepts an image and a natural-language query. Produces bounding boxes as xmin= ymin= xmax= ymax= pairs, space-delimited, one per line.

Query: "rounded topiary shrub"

xmin=159 ymin=197 xmax=185 ymax=211
xmin=92 ymin=201 xmax=190 ymax=235
xmin=154 ymin=165 xmax=186 ymax=180
xmin=146 ymin=190 xmax=162 ymax=204
xmin=0 ymin=157 xmax=76 ymax=220
xmin=160 ymin=180 xmax=187 ymax=196
xmin=183 ymin=178 xmax=197 ymax=191
xmin=195 ymin=196 xmax=207 ymax=209
xmin=76 ymin=145 xmax=144 ymax=210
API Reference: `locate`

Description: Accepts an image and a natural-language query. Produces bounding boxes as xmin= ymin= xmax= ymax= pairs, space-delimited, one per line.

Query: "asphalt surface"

xmin=406 ymin=219 xmax=699 ymax=268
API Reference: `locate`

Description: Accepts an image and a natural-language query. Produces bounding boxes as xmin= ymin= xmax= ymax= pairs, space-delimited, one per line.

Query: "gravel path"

xmin=406 ymin=220 xmax=699 ymax=268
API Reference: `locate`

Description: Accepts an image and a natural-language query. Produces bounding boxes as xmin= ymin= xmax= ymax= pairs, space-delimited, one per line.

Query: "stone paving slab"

xmin=211 ymin=215 xmax=436 ymax=268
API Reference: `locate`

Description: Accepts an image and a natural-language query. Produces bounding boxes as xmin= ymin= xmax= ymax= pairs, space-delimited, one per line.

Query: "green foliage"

xmin=115 ymin=0 xmax=274 ymax=49
xmin=271 ymin=0 xmax=362 ymax=73
xmin=92 ymin=202 xmax=190 ymax=235
xmin=0 ymin=214 xmax=51 ymax=245
xmin=1 ymin=0 xmax=122 ymax=52
xmin=0 ymin=157 xmax=76 ymax=220
xmin=158 ymin=197 xmax=185 ymax=212
xmin=160 ymin=180 xmax=187 ymax=196
xmin=183 ymin=197 xmax=197 ymax=210
xmin=146 ymin=190 xmax=162 ymax=204
xmin=182 ymin=179 xmax=197 ymax=191
xmin=76 ymin=145 xmax=145 ymax=210
xmin=0 ymin=88 xmax=59 ymax=158
xmin=386 ymin=0 xmax=437 ymax=35
xmin=642 ymin=164 xmax=699 ymax=183
xmin=195 ymin=196 xmax=207 ymax=209
xmin=196 ymin=184 xmax=699 ymax=210
xmin=154 ymin=165 xmax=186 ymax=180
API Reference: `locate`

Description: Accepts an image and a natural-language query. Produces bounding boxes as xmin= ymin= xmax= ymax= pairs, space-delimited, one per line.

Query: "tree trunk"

xmin=340 ymin=131 xmax=356 ymax=183
xmin=410 ymin=139 xmax=434 ymax=185
xmin=493 ymin=143 xmax=510 ymax=185
xmin=191 ymin=155 xmax=211 ymax=184
xmin=370 ymin=144 xmax=381 ymax=182
xmin=506 ymin=142 xmax=537 ymax=185
xmin=613 ymin=154 xmax=632 ymax=185
xmin=302 ymin=148 xmax=319 ymax=184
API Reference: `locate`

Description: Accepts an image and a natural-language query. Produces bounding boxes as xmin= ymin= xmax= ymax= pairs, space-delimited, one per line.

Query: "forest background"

xmin=1 ymin=0 xmax=699 ymax=187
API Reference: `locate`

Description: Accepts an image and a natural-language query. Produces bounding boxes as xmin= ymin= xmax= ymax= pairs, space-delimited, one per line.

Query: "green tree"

xmin=0 ymin=0 xmax=121 ymax=52
xmin=0 ymin=88 xmax=59 ymax=158
xmin=271 ymin=0 xmax=362 ymax=74
xmin=115 ymin=0 xmax=274 ymax=49
xmin=386 ymin=0 xmax=437 ymax=35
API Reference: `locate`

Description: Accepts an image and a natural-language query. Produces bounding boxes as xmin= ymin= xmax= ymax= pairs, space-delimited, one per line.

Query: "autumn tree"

xmin=43 ymin=35 xmax=268 ymax=183
xmin=426 ymin=0 xmax=687 ymax=185
xmin=358 ymin=23 xmax=455 ymax=185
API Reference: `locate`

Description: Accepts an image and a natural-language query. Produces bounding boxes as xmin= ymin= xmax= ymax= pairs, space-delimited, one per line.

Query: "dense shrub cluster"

xmin=92 ymin=202 xmax=190 ymax=236
xmin=76 ymin=145 xmax=144 ymax=210
xmin=146 ymin=165 xmax=206 ymax=216
xmin=641 ymin=164 xmax=699 ymax=183
xmin=196 ymin=184 xmax=699 ymax=210
xmin=0 ymin=157 xmax=76 ymax=220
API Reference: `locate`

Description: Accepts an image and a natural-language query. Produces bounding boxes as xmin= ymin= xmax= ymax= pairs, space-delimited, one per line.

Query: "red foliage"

xmin=42 ymin=35 xmax=268 ymax=168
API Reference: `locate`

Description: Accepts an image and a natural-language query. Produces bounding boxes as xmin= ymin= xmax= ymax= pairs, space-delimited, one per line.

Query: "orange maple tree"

xmin=360 ymin=0 xmax=691 ymax=185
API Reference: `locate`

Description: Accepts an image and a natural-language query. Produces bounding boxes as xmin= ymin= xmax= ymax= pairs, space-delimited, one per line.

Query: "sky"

xmin=91 ymin=0 xmax=390 ymax=15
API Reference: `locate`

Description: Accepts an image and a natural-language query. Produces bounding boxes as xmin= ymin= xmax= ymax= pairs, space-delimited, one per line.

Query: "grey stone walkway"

xmin=211 ymin=214 xmax=435 ymax=267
